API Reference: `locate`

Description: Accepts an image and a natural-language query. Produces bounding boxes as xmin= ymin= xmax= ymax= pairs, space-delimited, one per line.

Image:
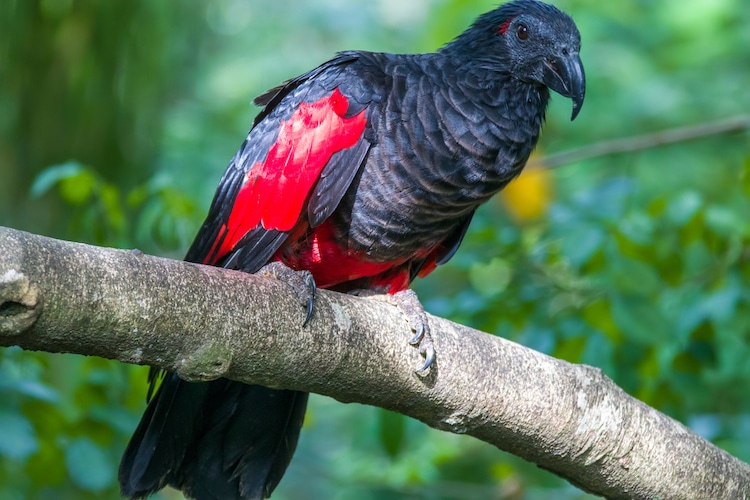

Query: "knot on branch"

xmin=0 ymin=269 xmax=40 ymax=336
xmin=177 ymin=340 xmax=233 ymax=382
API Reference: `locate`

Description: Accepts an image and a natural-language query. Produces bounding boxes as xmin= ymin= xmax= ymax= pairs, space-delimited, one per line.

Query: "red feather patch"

xmin=497 ymin=16 xmax=515 ymax=35
xmin=275 ymin=218 xmax=443 ymax=293
xmin=277 ymin=218 xmax=402 ymax=289
xmin=207 ymin=89 xmax=367 ymax=263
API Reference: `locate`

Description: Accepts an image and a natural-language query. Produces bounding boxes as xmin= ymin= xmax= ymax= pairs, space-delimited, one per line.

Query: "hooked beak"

xmin=542 ymin=53 xmax=586 ymax=120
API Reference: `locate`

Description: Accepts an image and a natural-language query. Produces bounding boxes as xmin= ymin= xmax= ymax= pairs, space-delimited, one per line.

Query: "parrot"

xmin=119 ymin=0 xmax=585 ymax=498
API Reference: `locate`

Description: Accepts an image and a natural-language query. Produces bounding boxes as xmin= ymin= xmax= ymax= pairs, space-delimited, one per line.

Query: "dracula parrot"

xmin=119 ymin=0 xmax=585 ymax=498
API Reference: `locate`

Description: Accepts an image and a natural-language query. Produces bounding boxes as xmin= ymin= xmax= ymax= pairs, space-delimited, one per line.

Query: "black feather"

xmin=308 ymin=138 xmax=371 ymax=228
xmin=120 ymin=374 xmax=209 ymax=496
xmin=120 ymin=2 xmax=584 ymax=499
xmin=174 ymin=384 xmax=308 ymax=500
xmin=120 ymin=375 xmax=308 ymax=500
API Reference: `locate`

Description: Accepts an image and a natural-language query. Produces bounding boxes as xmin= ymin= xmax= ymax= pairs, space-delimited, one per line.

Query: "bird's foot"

xmin=352 ymin=288 xmax=434 ymax=375
xmin=258 ymin=261 xmax=316 ymax=326
xmin=396 ymin=289 xmax=435 ymax=375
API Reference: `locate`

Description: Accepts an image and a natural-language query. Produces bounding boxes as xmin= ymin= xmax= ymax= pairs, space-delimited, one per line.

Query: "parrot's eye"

xmin=516 ymin=24 xmax=529 ymax=40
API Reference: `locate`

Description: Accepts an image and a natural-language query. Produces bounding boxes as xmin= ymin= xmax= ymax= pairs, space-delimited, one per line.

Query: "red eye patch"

xmin=497 ymin=16 xmax=515 ymax=35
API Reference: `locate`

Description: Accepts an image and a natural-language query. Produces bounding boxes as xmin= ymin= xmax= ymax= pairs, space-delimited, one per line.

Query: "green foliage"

xmin=378 ymin=409 xmax=407 ymax=459
xmin=65 ymin=438 xmax=115 ymax=491
xmin=1 ymin=0 xmax=749 ymax=499
xmin=29 ymin=162 xmax=203 ymax=253
xmin=0 ymin=346 xmax=152 ymax=499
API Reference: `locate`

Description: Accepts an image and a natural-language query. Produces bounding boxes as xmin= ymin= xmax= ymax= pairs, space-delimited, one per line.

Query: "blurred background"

xmin=1 ymin=0 xmax=749 ymax=498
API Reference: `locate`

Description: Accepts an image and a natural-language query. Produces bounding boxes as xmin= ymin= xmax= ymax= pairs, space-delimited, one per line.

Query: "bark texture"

xmin=1 ymin=226 xmax=748 ymax=499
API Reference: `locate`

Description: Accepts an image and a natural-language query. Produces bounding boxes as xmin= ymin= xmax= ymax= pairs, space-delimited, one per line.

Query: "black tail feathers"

xmin=119 ymin=374 xmax=308 ymax=500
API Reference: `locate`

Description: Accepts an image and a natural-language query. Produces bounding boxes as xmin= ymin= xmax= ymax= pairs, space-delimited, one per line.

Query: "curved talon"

xmin=303 ymin=300 xmax=314 ymax=327
xmin=258 ymin=262 xmax=317 ymax=327
xmin=415 ymin=344 xmax=435 ymax=374
xmin=355 ymin=288 xmax=435 ymax=373
xmin=302 ymin=273 xmax=316 ymax=327
xmin=409 ymin=323 xmax=425 ymax=346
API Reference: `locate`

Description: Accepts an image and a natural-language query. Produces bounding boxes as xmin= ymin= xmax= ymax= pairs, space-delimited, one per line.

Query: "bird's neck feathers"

xmin=425 ymin=47 xmax=551 ymax=137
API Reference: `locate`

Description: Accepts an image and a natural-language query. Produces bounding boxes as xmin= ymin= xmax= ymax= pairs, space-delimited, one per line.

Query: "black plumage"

xmin=120 ymin=1 xmax=585 ymax=498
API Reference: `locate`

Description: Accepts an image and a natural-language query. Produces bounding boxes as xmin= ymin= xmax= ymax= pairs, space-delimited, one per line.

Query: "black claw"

xmin=415 ymin=345 xmax=435 ymax=374
xmin=307 ymin=275 xmax=317 ymax=300
xmin=303 ymin=298 xmax=314 ymax=327
xmin=360 ymin=289 xmax=435 ymax=373
xmin=409 ymin=323 xmax=424 ymax=346
xmin=302 ymin=274 xmax=316 ymax=327
xmin=258 ymin=262 xmax=317 ymax=328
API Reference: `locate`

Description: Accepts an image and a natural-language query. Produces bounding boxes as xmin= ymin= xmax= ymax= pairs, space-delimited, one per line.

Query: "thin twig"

xmin=531 ymin=115 xmax=750 ymax=169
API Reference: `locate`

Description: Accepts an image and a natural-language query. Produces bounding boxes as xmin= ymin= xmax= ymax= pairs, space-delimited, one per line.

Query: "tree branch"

xmin=1 ymin=226 xmax=748 ymax=499
xmin=530 ymin=115 xmax=750 ymax=169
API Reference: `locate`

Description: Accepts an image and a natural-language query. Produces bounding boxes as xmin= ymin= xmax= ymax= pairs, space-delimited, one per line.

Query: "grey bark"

xmin=0 ymin=225 xmax=748 ymax=500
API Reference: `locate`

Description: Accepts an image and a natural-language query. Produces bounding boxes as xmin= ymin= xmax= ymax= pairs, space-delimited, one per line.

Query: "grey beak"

xmin=542 ymin=52 xmax=586 ymax=120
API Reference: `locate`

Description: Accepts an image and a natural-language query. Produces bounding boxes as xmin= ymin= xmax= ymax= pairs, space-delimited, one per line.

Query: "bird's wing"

xmin=184 ymin=52 xmax=373 ymax=272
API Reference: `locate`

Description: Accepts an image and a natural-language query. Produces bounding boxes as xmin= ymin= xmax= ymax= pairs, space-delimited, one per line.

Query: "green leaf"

xmin=582 ymin=299 xmax=622 ymax=343
xmin=666 ymin=191 xmax=702 ymax=227
xmin=58 ymin=169 xmax=97 ymax=205
xmin=560 ymin=224 xmax=604 ymax=267
xmin=378 ymin=408 xmax=406 ymax=458
xmin=618 ymin=211 xmax=655 ymax=246
xmin=682 ymin=240 xmax=714 ymax=276
xmin=29 ymin=161 xmax=84 ymax=198
xmin=701 ymin=285 xmax=741 ymax=323
xmin=99 ymin=183 xmax=124 ymax=229
xmin=606 ymin=256 xmax=662 ymax=296
xmin=742 ymin=156 xmax=750 ymax=198
xmin=0 ymin=411 xmax=38 ymax=460
xmin=468 ymin=257 xmax=512 ymax=297
xmin=554 ymin=336 xmax=587 ymax=363
xmin=704 ymin=205 xmax=741 ymax=238
xmin=685 ymin=323 xmax=718 ymax=368
xmin=638 ymin=346 xmax=660 ymax=379
xmin=64 ymin=438 xmax=114 ymax=491
xmin=673 ymin=351 xmax=702 ymax=374
xmin=89 ymin=406 xmax=139 ymax=435
xmin=611 ymin=296 xmax=671 ymax=344
xmin=5 ymin=380 xmax=60 ymax=403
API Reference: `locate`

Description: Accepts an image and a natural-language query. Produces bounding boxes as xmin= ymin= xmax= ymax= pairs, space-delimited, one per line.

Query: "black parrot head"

xmin=446 ymin=0 xmax=586 ymax=120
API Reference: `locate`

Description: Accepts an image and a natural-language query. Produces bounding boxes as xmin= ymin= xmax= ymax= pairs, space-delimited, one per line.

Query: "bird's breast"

xmin=319 ymin=55 xmax=548 ymax=265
